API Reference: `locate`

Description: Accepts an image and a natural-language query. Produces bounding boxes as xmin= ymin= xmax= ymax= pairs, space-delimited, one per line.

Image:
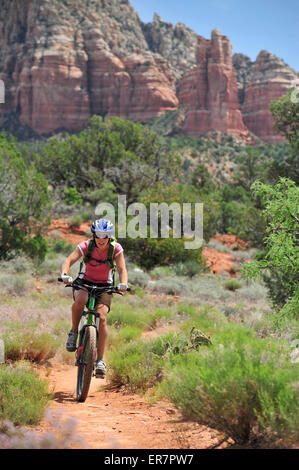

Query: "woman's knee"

xmin=74 ymin=290 xmax=88 ymax=307
xmin=97 ymin=304 xmax=109 ymax=322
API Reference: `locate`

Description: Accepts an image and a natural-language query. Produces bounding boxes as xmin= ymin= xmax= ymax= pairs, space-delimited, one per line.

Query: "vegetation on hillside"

xmin=0 ymin=90 xmax=298 ymax=448
xmin=0 ymin=133 xmax=50 ymax=263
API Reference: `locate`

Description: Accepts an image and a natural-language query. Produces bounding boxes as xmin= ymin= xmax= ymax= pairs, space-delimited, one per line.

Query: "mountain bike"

xmin=58 ymin=278 xmax=127 ymax=402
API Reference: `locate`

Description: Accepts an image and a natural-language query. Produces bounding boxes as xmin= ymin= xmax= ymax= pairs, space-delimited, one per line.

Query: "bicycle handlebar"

xmin=57 ymin=278 xmax=131 ymax=294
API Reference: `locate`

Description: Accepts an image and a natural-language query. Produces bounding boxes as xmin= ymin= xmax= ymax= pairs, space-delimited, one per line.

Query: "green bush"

xmin=107 ymin=303 xmax=176 ymax=333
xmin=0 ymin=133 xmax=50 ymax=263
xmin=48 ymin=237 xmax=76 ymax=255
xmin=223 ymin=280 xmax=242 ymax=291
xmin=107 ymin=339 xmax=164 ymax=392
xmin=0 ymin=362 xmax=50 ymax=425
xmin=107 ymin=331 xmax=193 ymax=392
xmin=107 ymin=305 xmax=149 ymax=331
xmin=119 ymin=236 xmax=203 ymax=271
xmin=173 ymin=261 xmax=204 ymax=278
xmin=63 ymin=187 xmax=82 ymax=206
xmin=162 ymin=325 xmax=299 ymax=446
xmin=242 ymin=178 xmax=299 ymax=319
xmin=150 ymin=266 xmax=173 ymax=279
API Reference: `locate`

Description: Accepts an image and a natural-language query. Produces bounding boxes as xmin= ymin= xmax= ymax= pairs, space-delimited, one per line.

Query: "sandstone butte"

xmin=0 ymin=0 xmax=298 ymax=142
xmin=178 ymin=29 xmax=248 ymax=139
xmin=241 ymin=50 xmax=299 ymax=143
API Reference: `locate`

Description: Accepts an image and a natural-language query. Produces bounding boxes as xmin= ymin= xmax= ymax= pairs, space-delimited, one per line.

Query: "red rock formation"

xmin=83 ymin=42 xmax=178 ymax=122
xmin=178 ymin=30 xmax=248 ymax=138
xmin=16 ymin=52 xmax=91 ymax=134
xmin=212 ymin=234 xmax=249 ymax=251
xmin=202 ymin=246 xmax=237 ymax=275
xmin=0 ymin=1 xmax=297 ymax=141
xmin=0 ymin=0 xmax=178 ymax=136
xmin=241 ymin=51 xmax=298 ymax=143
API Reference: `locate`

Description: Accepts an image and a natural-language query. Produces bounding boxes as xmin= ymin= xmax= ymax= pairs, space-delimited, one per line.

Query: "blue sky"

xmin=130 ymin=0 xmax=299 ymax=72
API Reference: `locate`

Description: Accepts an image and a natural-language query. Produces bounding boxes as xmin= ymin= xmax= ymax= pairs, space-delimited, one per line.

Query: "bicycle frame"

xmin=82 ymin=292 xmax=99 ymax=330
xmin=77 ymin=292 xmax=100 ymax=362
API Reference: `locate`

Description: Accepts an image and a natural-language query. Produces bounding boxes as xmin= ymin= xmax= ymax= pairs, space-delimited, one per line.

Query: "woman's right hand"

xmin=61 ymin=274 xmax=73 ymax=284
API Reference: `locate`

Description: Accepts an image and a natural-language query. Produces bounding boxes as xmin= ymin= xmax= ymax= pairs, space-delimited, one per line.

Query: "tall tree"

xmin=0 ymin=133 xmax=50 ymax=262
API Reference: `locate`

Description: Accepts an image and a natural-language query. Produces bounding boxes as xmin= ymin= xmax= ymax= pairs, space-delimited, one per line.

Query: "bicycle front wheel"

xmin=76 ymin=326 xmax=97 ymax=402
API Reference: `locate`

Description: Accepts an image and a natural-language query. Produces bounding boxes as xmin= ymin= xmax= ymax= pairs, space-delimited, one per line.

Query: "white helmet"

xmin=91 ymin=219 xmax=114 ymax=237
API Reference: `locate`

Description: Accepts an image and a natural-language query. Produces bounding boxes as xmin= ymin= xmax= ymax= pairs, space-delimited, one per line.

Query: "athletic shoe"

xmin=66 ymin=329 xmax=78 ymax=352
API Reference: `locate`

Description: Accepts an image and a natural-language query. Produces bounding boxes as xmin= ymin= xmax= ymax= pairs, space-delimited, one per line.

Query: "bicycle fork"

xmin=75 ymin=313 xmax=100 ymax=367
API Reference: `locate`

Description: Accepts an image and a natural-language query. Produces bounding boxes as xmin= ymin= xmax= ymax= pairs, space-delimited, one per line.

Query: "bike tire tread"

xmin=76 ymin=326 xmax=97 ymax=402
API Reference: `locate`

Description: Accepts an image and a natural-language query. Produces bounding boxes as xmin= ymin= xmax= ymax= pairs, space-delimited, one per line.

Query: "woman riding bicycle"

xmin=61 ymin=218 xmax=128 ymax=377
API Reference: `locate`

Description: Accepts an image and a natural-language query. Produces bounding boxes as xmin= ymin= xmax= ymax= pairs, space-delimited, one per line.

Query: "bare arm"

xmin=115 ymin=251 xmax=128 ymax=286
xmin=61 ymin=247 xmax=82 ymax=275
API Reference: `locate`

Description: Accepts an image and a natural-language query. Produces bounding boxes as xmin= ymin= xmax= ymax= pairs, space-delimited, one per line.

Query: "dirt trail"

xmin=37 ymin=362 xmax=228 ymax=449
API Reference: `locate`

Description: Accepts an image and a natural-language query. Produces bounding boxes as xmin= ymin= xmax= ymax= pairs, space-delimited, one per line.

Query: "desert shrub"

xmin=0 ymin=361 xmax=50 ymax=425
xmin=223 ymin=280 xmax=242 ymax=291
xmin=117 ymin=325 xmax=142 ymax=343
xmin=0 ymin=256 xmax=35 ymax=274
xmin=36 ymin=253 xmax=77 ymax=278
xmin=147 ymin=307 xmax=176 ymax=329
xmin=107 ymin=303 xmax=176 ymax=334
xmin=173 ymin=261 xmax=204 ymax=278
xmin=187 ymin=275 xmax=233 ymax=301
xmin=177 ymin=304 xmax=227 ymax=336
xmin=127 ymin=269 xmax=150 ymax=288
xmin=238 ymin=282 xmax=268 ymax=301
xmin=150 ymin=266 xmax=173 ymax=279
xmin=107 ymin=331 xmax=194 ymax=391
xmin=48 ymin=237 xmax=76 ymax=255
xmin=3 ymin=321 xmax=59 ymax=363
xmin=148 ymin=277 xmax=186 ymax=296
xmin=162 ymin=325 xmax=299 ymax=446
xmin=107 ymin=338 xmax=164 ymax=391
xmin=107 ymin=325 xmax=143 ymax=352
xmin=0 ymin=273 xmax=31 ymax=296
xmin=69 ymin=215 xmax=82 ymax=229
xmin=50 ymin=318 xmax=70 ymax=338
xmin=149 ymin=332 xmax=189 ymax=357
xmin=107 ymin=305 xmax=149 ymax=331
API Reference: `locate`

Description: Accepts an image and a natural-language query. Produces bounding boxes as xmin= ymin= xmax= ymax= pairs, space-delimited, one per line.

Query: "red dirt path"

xmin=36 ymin=362 xmax=229 ymax=449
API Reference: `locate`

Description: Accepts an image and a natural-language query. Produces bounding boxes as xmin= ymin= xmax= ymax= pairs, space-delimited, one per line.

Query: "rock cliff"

xmin=0 ymin=0 xmax=297 ymax=141
xmin=178 ymin=30 xmax=248 ymax=138
xmin=0 ymin=0 xmax=178 ymax=136
xmin=142 ymin=13 xmax=198 ymax=81
xmin=240 ymin=51 xmax=298 ymax=142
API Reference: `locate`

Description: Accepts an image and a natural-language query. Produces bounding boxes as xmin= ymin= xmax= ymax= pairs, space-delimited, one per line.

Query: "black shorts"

xmin=72 ymin=278 xmax=112 ymax=312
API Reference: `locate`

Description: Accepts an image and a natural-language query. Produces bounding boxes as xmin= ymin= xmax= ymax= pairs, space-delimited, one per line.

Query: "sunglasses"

xmin=95 ymin=233 xmax=110 ymax=239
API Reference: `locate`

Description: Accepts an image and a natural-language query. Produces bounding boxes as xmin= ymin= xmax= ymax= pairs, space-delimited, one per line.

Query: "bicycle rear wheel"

xmin=76 ymin=326 xmax=97 ymax=402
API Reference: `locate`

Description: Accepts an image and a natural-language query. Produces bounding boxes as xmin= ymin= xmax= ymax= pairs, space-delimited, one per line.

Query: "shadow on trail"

xmin=53 ymin=390 xmax=75 ymax=403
